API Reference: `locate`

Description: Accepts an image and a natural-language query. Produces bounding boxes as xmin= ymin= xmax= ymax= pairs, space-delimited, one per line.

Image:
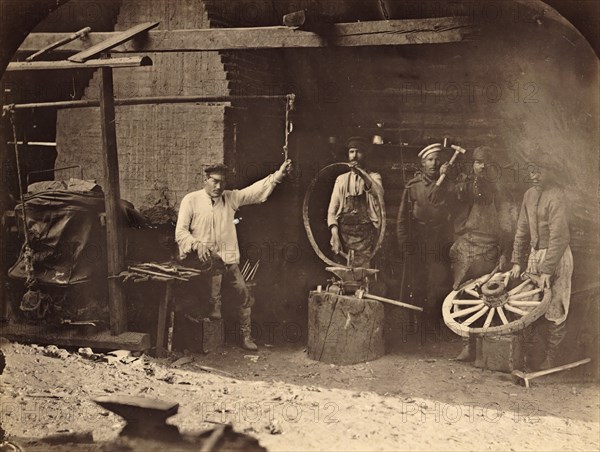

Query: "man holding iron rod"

xmin=176 ymin=160 xmax=292 ymax=350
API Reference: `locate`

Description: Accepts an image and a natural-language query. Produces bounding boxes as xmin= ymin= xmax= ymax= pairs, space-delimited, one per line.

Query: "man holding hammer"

xmin=447 ymin=146 xmax=513 ymax=360
xmin=397 ymin=142 xmax=459 ymax=338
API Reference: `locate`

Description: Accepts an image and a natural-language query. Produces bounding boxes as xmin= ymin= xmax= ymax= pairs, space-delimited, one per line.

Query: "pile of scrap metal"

xmin=119 ymin=262 xmax=211 ymax=283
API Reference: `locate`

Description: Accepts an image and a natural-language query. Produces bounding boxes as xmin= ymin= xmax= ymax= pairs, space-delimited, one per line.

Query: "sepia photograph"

xmin=0 ymin=0 xmax=598 ymax=450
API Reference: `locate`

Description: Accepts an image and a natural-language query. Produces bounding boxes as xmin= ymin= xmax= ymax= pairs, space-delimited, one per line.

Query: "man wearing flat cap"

xmin=328 ymin=136 xmax=384 ymax=268
xmin=176 ymin=159 xmax=293 ymax=351
xmin=447 ymin=146 xmax=513 ymax=360
xmin=397 ymin=143 xmax=453 ymax=337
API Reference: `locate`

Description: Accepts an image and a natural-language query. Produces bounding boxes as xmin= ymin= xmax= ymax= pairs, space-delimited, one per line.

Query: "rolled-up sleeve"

xmin=327 ymin=176 xmax=343 ymax=227
xmin=175 ymin=195 xmax=196 ymax=256
xmin=230 ymin=173 xmax=279 ymax=209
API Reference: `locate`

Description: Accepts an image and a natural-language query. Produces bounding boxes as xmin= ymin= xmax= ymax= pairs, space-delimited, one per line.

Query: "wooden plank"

xmin=68 ymin=22 xmax=159 ymax=62
xmin=6 ymin=56 xmax=152 ymax=72
xmin=0 ymin=324 xmax=150 ymax=351
xmin=99 ymin=67 xmax=127 ymax=335
xmin=19 ymin=17 xmax=471 ymax=53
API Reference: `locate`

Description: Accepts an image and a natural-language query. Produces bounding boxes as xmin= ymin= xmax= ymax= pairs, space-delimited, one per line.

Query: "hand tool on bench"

xmin=26 ymin=27 xmax=92 ymax=61
xmin=512 ymin=358 xmax=591 ymax=388
xmin=436 ymin=144 xmax=466 ymax=186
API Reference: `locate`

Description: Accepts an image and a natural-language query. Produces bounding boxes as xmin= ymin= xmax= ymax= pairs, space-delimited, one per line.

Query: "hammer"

xmin=511 ymin=358 xmax=591 ymax=388
xmin=436 ymin=144 xmax=466 ymax=186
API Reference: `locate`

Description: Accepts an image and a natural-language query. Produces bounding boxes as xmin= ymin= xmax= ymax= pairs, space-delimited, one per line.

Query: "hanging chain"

xmin=7 ymin=108 xmax=36 ymax=292
xmin=283 ymin=93 xmax=295 ymax=160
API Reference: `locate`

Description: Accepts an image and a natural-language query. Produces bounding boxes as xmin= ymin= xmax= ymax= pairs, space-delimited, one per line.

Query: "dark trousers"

xmin=209 ymin=264 xmax=254 ymax=334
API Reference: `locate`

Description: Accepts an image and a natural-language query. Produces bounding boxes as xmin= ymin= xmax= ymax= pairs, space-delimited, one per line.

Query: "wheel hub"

xmin=480 ymin=280 xmax=508 ymax=307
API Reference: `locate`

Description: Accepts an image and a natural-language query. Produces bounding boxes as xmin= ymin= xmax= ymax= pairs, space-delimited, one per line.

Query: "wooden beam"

xmin=68 ymin=22 xmax=159 ymax=62
xmin=18 ymin=17 xmax=471 ymax=53
xmin=5 ymin=94 xmax=289 ymax=110
xmin=6 ymin=56 xmax=152 ymax=72
xmin=99 ymin=67 xmax=127 ymax=335
xmin=0 ymin=323 xmax=151 ymax=351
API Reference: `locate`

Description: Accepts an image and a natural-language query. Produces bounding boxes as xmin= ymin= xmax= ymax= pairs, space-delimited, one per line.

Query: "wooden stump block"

xmin=308 ymin=291 xmax=384 ymax=365
xmin=474 ymin=334 xmax=525 ymax=373
xmin=172 ymin=315 xmax=224 ymax=354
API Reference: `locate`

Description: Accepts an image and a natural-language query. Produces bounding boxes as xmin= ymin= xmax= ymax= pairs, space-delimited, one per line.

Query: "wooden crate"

xmin=474 ymin=334 xmax=525 ymax=373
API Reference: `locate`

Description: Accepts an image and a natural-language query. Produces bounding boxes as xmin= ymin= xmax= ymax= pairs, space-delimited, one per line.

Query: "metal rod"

xmin=26 ymin=27 xmax=91 ymax=62
xmin=4 ymin=94 xmax=293 ymax=111
xmin=8 ymin=141 xmax=57 ymax=147
xmin=248 ymin=260 xmax=261 ymax=280
xmin=363 ymin=292 xmax=423 ymax=312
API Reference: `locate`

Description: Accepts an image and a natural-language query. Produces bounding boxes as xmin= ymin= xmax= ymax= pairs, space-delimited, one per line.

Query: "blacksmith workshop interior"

xmin=0 ymin=0 xmax=598 ymax=450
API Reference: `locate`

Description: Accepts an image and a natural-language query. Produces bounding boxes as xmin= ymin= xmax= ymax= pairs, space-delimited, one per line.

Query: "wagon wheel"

xmin=442 ymin=271 xmax=551 ymax=337
xmin=303 ymin=162 xmax=386 ymax=268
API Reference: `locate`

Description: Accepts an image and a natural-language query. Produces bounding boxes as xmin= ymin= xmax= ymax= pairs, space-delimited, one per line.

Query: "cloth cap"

xmin=418 ymin=143 xmax=443 ymax=160
xmin=473 ymin=146 xmax=493 ymax=163
xmin=346 ymin=136 xmax=370 ymax=152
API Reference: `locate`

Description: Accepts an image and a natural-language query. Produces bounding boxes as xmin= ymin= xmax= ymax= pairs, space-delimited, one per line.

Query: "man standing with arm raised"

xmin=176 ymin=160 xmax=293 ymax=351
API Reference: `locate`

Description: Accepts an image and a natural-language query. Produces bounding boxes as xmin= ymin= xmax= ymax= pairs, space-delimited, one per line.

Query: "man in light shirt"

xmin=328 ymin=137 xmax=383 ymax=268
xmin=175 ymin=160 xmax=292 ymax=350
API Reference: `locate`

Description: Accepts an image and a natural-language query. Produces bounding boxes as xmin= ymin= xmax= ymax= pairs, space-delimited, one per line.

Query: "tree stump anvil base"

xmin=308 ymin=291 xmax=384 ymax=365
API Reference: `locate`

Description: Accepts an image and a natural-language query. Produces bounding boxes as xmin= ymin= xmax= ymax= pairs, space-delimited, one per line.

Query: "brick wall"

xmin=55 ymin=0 xmax=231 ymax=211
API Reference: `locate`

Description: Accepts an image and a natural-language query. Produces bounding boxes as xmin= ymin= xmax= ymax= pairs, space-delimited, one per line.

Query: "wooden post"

xmin=99 ymin=67 xmax=127 ymax=335
xmin=155 ymin=281 xmax=173 ymax=358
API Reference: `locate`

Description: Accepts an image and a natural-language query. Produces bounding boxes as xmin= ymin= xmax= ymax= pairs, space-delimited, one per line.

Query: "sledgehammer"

xmin=436 ymin=144 xmax=466 ymax=186
xmin=511 ymin=358 xmax=591 ymax=388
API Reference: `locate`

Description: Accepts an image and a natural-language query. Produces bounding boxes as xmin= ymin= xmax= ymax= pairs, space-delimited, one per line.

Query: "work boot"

xmin=537 ymin=351 xmax=556 ymax=371
xmin=239 ymin=307 xmax=257 ymax=351
xmin=241 ymin=334 xmax=258 ymax=351
xmin=208 ymin=301 xmax=222 ymax=320
xmin=538 ymin=321 xmax=566 ymax=370
xmin=455 ymin=337 xmax=475 ymax=362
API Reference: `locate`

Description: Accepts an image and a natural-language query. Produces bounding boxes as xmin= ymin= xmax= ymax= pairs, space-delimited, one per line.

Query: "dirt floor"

xmin=1 ymin=337 xmax=599 ymax=451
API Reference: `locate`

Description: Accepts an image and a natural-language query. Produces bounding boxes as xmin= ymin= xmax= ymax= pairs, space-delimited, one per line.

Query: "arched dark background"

xmin=1 ymin=1 xmax=598 ymax=372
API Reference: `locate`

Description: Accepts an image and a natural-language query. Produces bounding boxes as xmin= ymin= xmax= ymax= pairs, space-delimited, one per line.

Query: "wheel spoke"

xmin=508 ymin=279 xmax=532 ymax=296
xmin=483 ymin=307 xmax=495 ymax=328
xmin=508 ymin=300 xmax=541 ymax=307
xmin=452 ymin=299 xmax=483 ymax=305
xmin=463 ymin=288 xmax=480 ymax=298
xmin=504 ymin=304 xmax=528 ymax=316
xmin=450 ymin=303 xmax=485 ymax=319
xmin=497 ymin=306 xmax=509 ymax=324
xmin=509 ymin=288 xmax=542 ymax=300
xmin=463 ymin=306 xmax=489 ymax=326
xmin=503 ymin=272 xmax=510 ymax=287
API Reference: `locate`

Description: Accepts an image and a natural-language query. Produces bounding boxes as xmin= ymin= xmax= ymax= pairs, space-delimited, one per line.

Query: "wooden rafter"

xmin=5 ymin=56 xmax=152 ymax=72
xmin=18 ymin=17 xmax=472 ymax=54
xmin=68 ymin=22 xmax=159 ymax=62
